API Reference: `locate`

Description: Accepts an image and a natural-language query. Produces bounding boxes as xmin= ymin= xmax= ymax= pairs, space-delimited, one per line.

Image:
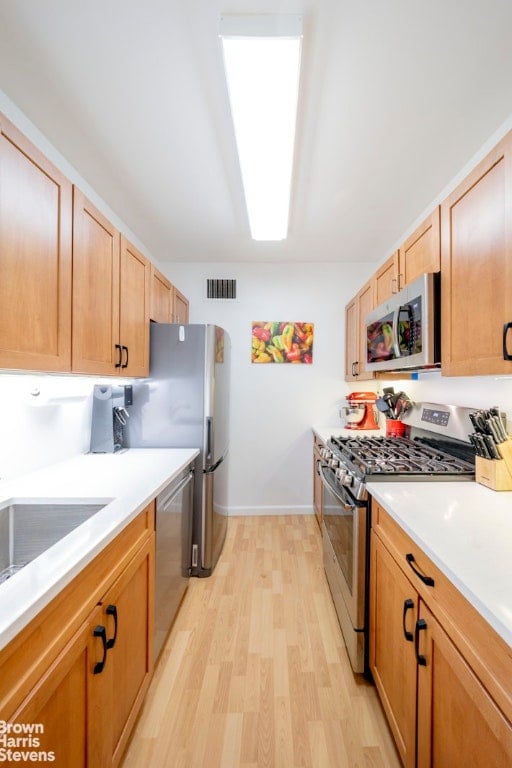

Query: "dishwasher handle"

xmin=158 ymin=470 xmax=194 ymax=511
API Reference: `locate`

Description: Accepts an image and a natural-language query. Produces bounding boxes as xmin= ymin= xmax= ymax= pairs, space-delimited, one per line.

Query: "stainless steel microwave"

xmin=364 ymin=272 xmax=440 ymax=372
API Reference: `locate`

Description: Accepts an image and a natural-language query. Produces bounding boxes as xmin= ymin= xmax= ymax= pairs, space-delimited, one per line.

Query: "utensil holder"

xmin=475 ymin=438 xmax=512 ymax=491
xmin=386 ymin=419 xmax=408 ymax=437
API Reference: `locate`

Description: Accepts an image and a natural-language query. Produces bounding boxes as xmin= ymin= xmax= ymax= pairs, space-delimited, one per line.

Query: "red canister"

xmin=386 ymin=419 xmax=408 ymax=437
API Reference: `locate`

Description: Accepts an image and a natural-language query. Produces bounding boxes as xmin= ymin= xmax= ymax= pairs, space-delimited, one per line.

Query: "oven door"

xmin=320 ymin=463 xmax=368 ymax=672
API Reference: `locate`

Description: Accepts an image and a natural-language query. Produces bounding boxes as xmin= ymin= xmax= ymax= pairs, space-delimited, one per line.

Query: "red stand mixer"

xmin=341 ymin=391 xmax=380 ymax=430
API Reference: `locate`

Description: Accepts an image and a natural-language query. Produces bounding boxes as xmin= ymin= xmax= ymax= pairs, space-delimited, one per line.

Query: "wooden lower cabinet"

xmin=0 ymin=507 xmax=155 ymax=768
xmin=370 ymin=504 xmax=512 ymax=768
xmin=9 ymin=606 xmax=107 ymax=767
xmin=370 ymin=533 xmax=417 ymax=767
xmin=106 ymin=535 xmax=154 ymax=767
xmin=417 ymin=602 xmax=512 ymax=768
xmin=312 ymin=435 xmax=324 ymax=527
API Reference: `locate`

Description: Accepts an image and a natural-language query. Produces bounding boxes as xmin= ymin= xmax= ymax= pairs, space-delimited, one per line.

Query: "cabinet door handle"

xmin=405 ymin=553 xmax=435 ymax=586
xmin=115 ymin=344 xmax=122 ymax=368
xmin=121 ymin=345 xmax=129 ymax=369
xmin=105 ymin=604 xmax=118 ymax=649
xmin=93 ymin=625 xmax=108 ymax=674
xmin=414 ymin=618 xmax=427 ymax=666
xmin=402 ymin=598 xmax=414 ymax=641
xmin=352 ymin=361 xmax=359 ymax=376
xmin=503 ymin=322 xmax=512 ymax=361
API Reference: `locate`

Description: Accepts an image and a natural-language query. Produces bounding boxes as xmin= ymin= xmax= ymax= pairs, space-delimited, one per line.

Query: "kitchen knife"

xmin=492 ymin=414 xmax=508 ymax=442
xmin=475 ymin=433 xmax=492 ymax=459
xmin=486 ymin=417 xmax=503 ymax=445
xmin=468 ymin=412 xmax=480 ymax=433
xmin=482 ymin=434 xmax=501 ymax=460
xmin=468 ymin=433 xmax=479 ymax=456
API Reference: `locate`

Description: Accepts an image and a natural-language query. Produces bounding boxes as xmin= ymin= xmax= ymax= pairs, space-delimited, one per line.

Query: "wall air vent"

xmin=206 ymin=278 xmax=237 ymax=300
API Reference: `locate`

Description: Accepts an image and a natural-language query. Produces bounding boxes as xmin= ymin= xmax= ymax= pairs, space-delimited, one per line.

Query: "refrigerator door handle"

xmin=206 ymin=416 xmax=213 ymax=462
xmin=204 ymin=454 xmax=224 ymax=474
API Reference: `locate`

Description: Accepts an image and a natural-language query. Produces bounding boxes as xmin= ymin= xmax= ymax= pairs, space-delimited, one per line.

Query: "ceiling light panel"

xmin=219 ymin=14 xmax=303 ymax=241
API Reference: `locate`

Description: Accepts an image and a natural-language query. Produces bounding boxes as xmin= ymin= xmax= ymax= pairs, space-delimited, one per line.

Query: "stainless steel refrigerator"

xmin=126 ymin=323 xmax=230 ymax=576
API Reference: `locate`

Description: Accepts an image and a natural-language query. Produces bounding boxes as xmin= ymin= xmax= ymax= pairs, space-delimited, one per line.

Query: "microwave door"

xmin=367 ymin=312 xmax=396 ymax=366
xmin=393 ymin=304 xmax=415 ymax=360
xmin=392 ymin=306 xmax=401 ymax=359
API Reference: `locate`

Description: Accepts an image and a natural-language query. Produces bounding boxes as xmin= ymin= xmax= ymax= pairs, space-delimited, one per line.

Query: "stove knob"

xmin=319 ymin=448 xmax=332 ymax=460
xmin=329 ymin=458 xmax=340 ymax=468
xmin=342 ymin=474 xmax=353 ymax=488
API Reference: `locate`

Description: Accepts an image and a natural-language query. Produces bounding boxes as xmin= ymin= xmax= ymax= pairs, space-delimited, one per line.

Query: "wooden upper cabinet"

xmin=398 ymin=207 xmax=440 ymax=288
xmin=441 ymin=131 xmax=512 ymax=376
xmin=374 ymin=251 xmax=399 ymax=305
xmin=119 ymin=236 xmax=150 ymax=377
xmin=150 ymin=264 xmax=173 ymax=323
xmin=72 ymin=189 xmax=121 ymax=375
xmin=72 ymin=189 xmax=150 ymax=376
xmin=344 ymin=279 xmax=375 ymax=381
xmin=0 ymin=114 xmax=72 ymax=372
xmin=344 ymin=295 xmax=358 ymax=381
xmin=374 ymin=209 xmax=440 ymax=308
xmin=173 ymin=287 xmax=189 ymax=323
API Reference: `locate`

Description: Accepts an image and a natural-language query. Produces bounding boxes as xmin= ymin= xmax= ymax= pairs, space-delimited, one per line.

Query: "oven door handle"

xmin=319 ymin=463 xmax=357 ymax=512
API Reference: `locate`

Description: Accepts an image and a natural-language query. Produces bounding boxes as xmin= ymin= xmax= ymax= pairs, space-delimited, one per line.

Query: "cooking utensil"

xmin=376 ymin=397 xmax=392 ymax=416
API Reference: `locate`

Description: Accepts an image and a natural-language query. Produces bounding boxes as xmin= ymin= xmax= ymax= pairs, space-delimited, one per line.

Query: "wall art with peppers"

xmin=251 ymin=321 xmax=314 ymax=364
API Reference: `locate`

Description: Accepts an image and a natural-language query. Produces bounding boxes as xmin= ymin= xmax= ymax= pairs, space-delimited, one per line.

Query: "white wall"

xmin=163 ymin=262 xmax=375 ymax=513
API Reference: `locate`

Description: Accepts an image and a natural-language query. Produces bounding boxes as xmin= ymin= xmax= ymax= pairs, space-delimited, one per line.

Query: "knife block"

xmin=475 ymin=439 xmax=512 ymax=491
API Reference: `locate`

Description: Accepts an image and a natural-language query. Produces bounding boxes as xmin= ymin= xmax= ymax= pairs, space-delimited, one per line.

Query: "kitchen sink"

xmin=0 ymin=500 xmax=110 ymax=584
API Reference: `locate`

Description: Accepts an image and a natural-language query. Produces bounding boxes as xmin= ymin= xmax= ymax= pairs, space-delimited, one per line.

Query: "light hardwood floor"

xmin=122 ymin=515 xmax=400 ymax=768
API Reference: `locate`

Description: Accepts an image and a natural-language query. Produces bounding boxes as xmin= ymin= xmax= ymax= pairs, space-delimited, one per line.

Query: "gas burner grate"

xmin=328 ymin=435 xmax=474 ymax=478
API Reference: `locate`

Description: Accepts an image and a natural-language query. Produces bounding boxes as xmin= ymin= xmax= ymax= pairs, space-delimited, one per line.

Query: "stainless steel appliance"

xmin=90 ymin=384 xmax=133 ymax=453
xmin=154 ymin=465 xmax=194 ymax=660
xmin=319 ymin=402 xmax=475 ymax=673
xmin=364 ymin=272 xmax=440 ymax=372
xmin=126 ymin=323 xmax=230 ymax=577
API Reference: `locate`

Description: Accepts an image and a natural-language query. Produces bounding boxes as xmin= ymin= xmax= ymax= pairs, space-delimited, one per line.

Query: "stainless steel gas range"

xmin=319 ymin=402 xmax=476 ymax=674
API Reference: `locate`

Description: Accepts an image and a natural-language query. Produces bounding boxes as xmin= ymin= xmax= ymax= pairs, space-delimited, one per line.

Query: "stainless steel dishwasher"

xmin=154 ymin=464 xmax=194 ymax=660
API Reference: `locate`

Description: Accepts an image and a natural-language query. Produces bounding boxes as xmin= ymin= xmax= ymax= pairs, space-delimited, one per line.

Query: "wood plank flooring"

xmin=121 ymin=515 xmax=400 ymax=768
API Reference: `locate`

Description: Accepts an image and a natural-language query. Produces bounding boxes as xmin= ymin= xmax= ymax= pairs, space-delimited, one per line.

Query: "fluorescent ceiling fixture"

xmin=219 ymin=14 xmax=302 ymax=241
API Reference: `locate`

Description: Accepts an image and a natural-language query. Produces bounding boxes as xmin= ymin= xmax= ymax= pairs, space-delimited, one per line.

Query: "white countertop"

xmin=0 ymin=448 xmax=199 ymax=651
xmin=367 ymin=481 xmax=512 ymax=647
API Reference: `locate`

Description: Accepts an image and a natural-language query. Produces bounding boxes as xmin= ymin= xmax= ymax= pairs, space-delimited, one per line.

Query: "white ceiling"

xmin=1 ymin=0 xmax=512 ymax=265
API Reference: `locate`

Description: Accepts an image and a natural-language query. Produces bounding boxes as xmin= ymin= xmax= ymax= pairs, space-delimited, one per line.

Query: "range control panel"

xmin=421 ymin=408 xmax=450 ymax=427
xmin=402 ymin=401 xmax=475 ymax=443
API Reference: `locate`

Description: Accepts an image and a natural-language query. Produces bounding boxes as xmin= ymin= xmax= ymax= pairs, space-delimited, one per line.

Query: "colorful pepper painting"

xmin=251 ymin=321 xmax=314 ymax=364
